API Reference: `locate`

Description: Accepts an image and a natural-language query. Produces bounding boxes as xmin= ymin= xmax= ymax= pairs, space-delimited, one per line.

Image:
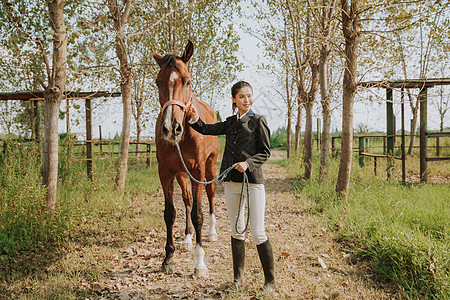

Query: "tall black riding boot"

xmin=231 ymin=237 xmax=245 ymax=289
xmin=256 ymin=239 xmax=277 ymax=292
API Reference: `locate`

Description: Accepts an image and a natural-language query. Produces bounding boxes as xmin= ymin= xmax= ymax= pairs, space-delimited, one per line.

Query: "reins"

xmin=175 ymin=142 xmax=250 ymax=234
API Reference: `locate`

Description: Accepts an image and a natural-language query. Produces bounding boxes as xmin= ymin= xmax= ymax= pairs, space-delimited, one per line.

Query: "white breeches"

xmin=224 ymin=181 xmax=268 ymax=245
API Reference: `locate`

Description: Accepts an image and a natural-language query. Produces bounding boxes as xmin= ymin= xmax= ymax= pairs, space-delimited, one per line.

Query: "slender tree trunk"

xmin=304 ymin=101 xmax=314 ymax=179
xmin=319 ymin=47 xmax=332 ymax=179
xmin=336 ymin=0 xmax=360 ymax=200
xmin=136 ymin=118 xmax=142 ymax=153
xmin=294 ymin=93 xmax=303 ymax=154
xmin=43 ymin=0 xmax=67 ymax=211
xmin=408 ymin=105 xmax=418 ymax=154
xmin=301 ymin=13 xmax=320 ymax=179
xmin=283 ymin=20 xmax=292 ymax=159
xmin=109 ymin=0 xmax=132 ymax=190
xmin=287 ymin=110 xmax=292 ymax=158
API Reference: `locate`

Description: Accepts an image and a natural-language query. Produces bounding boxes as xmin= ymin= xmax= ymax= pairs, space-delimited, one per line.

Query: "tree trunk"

xmin=294 ymin=94 xmax=303 ymax=154
xmin=109 ymin=0 xmax=132 ymax=190
xmin=304 ymin=102 xmax=314 ymax=179
xmin=319 ymin=47 xmax=331 ymax=179
xmin=408 ymin=105 xmax=418 ymax=155
xmin=136 ymin=118 xmax=142 ymax=154
xmin=336 ymin=0 xmax=360 ymax=200
xmin=287 ymin=109 xmax=292 ymax=158
xmin=43 ymin=100 xmax=61 ymax=210
xmin=43 ymin=0 xmax=67 ymax=211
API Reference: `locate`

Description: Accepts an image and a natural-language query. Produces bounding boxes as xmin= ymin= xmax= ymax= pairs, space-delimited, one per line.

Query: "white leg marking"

xmin=208 ymin=213 xmax=217 ymax=241
xmin=181 ymin=233 xmax=193 ymax=252
xmin=194 ymin=244 xmax=207 ymax=269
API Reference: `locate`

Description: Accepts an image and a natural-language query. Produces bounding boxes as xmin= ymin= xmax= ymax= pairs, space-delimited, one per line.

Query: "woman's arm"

xmin=187 ymin=106 xmax=228 ymax=136
xmin=245 ymin=116 xmax=271 ymax=172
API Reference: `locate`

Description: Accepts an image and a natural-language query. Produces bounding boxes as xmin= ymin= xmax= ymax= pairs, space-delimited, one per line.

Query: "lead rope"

xmin=175 ymin=142 xmax=250 ymax=234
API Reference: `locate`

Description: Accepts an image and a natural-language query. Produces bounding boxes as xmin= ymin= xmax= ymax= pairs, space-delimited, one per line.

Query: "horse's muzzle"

xmin=163 ymin=120 xmax=183 ymax=143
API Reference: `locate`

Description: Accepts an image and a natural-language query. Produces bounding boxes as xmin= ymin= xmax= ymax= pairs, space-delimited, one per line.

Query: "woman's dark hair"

xmin=231 ymin=81 xmax=253 ymax=113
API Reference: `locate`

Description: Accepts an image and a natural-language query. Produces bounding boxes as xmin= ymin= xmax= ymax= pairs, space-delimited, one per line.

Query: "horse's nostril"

xmin=162 ymin=125 xmax=169 ymax=136
xmin=174 ymin=122 xmax=183 ymax=136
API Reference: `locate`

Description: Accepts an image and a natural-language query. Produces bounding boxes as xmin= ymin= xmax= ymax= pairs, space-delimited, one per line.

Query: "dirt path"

xmin=97 ymin=150 xmax=401 ymax=299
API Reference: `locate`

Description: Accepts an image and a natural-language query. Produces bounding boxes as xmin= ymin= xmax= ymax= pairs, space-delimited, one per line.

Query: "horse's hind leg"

xmin=205 ymin=153 xmax=218 ymax=241
xmin=161 ymin=171 xmax=176 ymax=273
xmin=176 ymin=173 xmax=193 ymax=251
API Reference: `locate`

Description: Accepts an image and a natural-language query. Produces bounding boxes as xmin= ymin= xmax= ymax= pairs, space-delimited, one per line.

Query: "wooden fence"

xmin=330 ymin=133 xmax=450 ymax=183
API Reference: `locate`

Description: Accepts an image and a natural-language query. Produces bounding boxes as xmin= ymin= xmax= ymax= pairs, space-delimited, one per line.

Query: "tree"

xmin=300 ymin=12 xmax=320 ymax=180
xmin=42 ymin=0 xmax=68 ymax=210
xmin=0 ymin=0 xmax=71 ymax=209
xmin=336 ymin=0 xmax=360 ymax=200
xmin=107 ymin=0 xmax=132 ymax=191
xmin=312 ymin=0 xmax=339 ymax=179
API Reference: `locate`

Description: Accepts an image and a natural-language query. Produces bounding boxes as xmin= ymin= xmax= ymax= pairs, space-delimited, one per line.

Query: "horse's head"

xmin=153 ymin=41 xmax=194 ymax=143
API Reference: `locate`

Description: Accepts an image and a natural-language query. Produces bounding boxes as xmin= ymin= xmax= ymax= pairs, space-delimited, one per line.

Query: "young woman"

xmin=187 ymin=81 xmax=276 ymax=292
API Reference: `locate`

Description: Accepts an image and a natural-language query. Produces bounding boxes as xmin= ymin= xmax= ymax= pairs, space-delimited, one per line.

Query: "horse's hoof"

xmin=194 ymin=268 xmax=209 ymax=278
xmin=208 ymin=233 xmax=217 ymax=242
xmin=161 ymin=261 xmax=174 ymax=274
xmin=181 ymin=242 xmax=192 ymax=252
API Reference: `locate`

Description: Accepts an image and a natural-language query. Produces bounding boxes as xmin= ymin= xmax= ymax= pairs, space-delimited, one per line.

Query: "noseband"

xmin=161 ymin=85 xmax=192 ymax=113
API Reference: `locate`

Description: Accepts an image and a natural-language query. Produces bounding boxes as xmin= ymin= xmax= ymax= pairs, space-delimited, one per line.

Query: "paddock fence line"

xmin=329 ymin=132 xmax=450 ymax=183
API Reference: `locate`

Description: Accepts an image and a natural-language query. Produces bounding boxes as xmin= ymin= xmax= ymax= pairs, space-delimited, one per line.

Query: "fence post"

xmin=331 ymin=137 xmax=335 ymax=156
xmin=359 ymin=137 xmax=364 ymax=167
xmin=146 ymin=144 xmax=151 ymax=168
xmin=374 ymin=156 xmax=377 ymax=176
xmin=99 ymin=125 xmax=103 ymax=155
xmin=386 ymin=88 xmax=394 ymax=178
xmin=401 ymin=88 xmax=406 ymax=184
xmin=85 ymin=98 xmax=94 ymax=182
xmin=419 ymin=87 xmax=428 ymax=183
xmin=436 ymin=136 xmax=440 ymax=157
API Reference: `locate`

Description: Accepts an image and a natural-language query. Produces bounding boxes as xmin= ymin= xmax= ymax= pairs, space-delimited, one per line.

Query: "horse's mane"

xmin=160 ymin=54 xmax=180 ymax=70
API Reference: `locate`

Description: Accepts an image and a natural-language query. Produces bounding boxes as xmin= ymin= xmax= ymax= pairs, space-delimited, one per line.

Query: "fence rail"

xmin=329 ymin=132 xmax=449 ymax=183
xmin=70 ymin=139 xmax=156 ymax=181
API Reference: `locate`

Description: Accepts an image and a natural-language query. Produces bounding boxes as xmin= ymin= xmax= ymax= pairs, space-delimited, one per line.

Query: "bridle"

xmin=161 ymin=85 xmax=192 ymax=115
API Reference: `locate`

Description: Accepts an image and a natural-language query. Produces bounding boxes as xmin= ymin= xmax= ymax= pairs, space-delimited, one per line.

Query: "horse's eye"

xmin=186 ymin=80 xmax=191 ymax=86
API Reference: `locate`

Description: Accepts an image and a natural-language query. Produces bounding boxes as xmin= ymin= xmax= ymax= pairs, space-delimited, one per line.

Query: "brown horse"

xmin=153 ymin=41 xmax=219 ymax=277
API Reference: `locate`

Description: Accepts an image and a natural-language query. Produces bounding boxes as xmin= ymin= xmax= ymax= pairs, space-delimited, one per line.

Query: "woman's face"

xmin=232 ymin=86 xmax=253 ymax=116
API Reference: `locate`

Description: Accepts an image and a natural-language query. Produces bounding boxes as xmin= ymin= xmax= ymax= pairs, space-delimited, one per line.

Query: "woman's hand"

xmin=187 ymin=105 xmax=199 ymax=123
xmin=233 ymin=161 xmax=248 ymax=173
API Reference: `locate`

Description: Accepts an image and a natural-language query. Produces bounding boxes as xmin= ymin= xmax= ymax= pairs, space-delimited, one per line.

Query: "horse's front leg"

xmin=191 ymin=179 xmax=208 ymax=277
xmin=176 ymin=173 xmax=194 ymax=251
xmin=161 ymin=172 xmax=176 ymax=273
xmin=205 ymin=153 xmax=218 ymax=242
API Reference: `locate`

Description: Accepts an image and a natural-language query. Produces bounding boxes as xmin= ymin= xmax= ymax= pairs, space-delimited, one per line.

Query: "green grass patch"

xmin=0 ymin=140 xmax=163 ymax=290
xmin=289 ymin=154 xmax=450 ymax=299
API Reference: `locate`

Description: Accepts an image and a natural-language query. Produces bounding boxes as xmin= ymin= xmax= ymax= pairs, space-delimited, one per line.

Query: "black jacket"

xmin=189 ymin=110 xmax=271 ymax=184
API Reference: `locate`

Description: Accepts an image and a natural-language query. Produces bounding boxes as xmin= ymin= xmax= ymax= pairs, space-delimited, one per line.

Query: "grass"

xmin=281 ymin=150 xmax=449 ymax=299
xmin=1 ymin=134 xmax=448 ymax=298
xmin=0 ymin=139 xmax=163 ymax=298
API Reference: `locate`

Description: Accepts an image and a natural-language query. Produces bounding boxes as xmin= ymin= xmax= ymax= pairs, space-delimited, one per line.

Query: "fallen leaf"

xmin=281 ymin=251 xmax=290 ymax=258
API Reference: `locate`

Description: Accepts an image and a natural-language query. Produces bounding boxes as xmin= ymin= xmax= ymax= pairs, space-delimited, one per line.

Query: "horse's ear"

xmin=153 ymin=51 xmax=163 ymax=66
xmin=181 ymin=40 xmax=194 ymax=63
